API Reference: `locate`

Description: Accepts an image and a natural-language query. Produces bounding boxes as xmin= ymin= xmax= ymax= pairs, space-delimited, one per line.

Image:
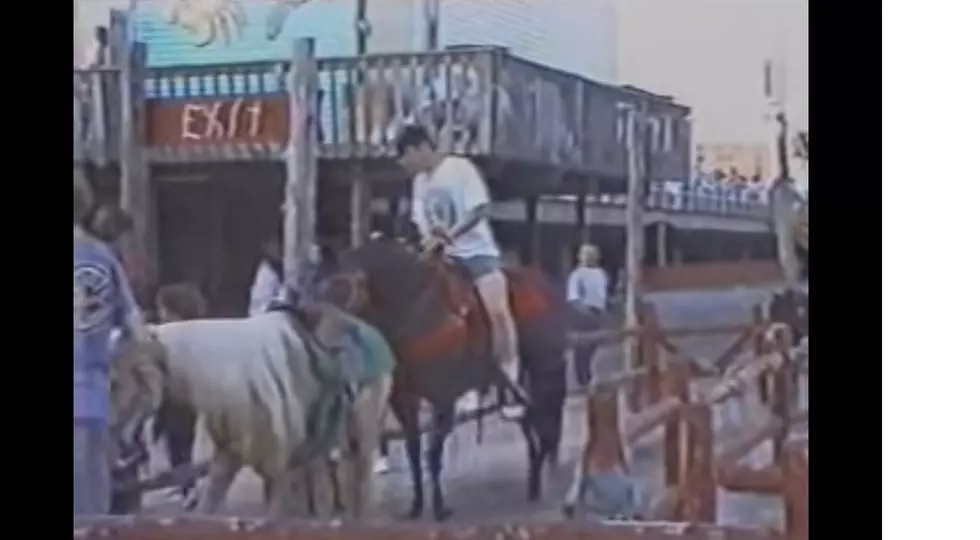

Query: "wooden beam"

xmin=283 ymin=38 xmax=318 ymax=288
xmin=350 ymin=166 xmax=371 ymax=247
xmin=116 ymin=34 xmax=157 ymax=291
xmin=524 ymin=195 xmax=540 ymax=265
xmin=622 ymin=104 xmax=646 ymax=378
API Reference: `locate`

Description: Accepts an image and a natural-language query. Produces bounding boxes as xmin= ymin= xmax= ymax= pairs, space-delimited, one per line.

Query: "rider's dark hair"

xmin=395 ymin=125 xmax=434 ymax=156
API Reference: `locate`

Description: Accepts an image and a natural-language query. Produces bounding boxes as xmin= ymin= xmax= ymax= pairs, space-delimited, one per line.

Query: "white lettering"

xmin=180 ymin=103 xmax=208 ymax=141
xmin=245 ymin=100 xmax=263 ymax=139
xmin=178 ymin=99 xmax=265 ymax=142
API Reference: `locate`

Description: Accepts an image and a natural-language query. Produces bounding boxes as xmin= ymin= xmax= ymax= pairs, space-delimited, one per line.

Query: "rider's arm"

xmin=449 ymin=159 xmax=491 ymax=240
xmin=409 ymin=175 xmax=431 ymax=240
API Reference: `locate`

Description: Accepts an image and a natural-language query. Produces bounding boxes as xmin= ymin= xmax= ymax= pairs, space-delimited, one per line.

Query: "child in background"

xmin=152 ymin=283 xmax=207 ymax=506
xmin=562 ymin=387 xmax=646 ymax=520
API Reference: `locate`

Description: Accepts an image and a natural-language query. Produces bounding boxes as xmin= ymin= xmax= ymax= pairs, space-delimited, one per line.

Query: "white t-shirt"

xmin=248 ymin=260 xmax=283 ymax=316
xmin=411 ymin=156 xmax=500 ymax=259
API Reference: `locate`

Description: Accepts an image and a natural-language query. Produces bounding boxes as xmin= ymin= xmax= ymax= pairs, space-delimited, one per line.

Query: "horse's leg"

xmin=525 ymin=351 xmax=569 ymax=502
xmin=194 ymin=450 xmax=241 ymax=514
xmin=427 ymin=404 xmax=455 ymax=521
xmin=390 ymin=386 xmax=424 ymax=519
xmin=263 ymin=469 xmax=299 ymax=518
xmin=346 ymin=374 xmax=390 ymax=521
xmin=520 ymin=408 xmax=544 ymax=502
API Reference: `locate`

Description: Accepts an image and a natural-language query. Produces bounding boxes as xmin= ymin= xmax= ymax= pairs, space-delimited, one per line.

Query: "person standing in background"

xmin=81 ymin=26 xmax=109 ymax=69
xmin=248 ymin=235 xmax=284 ymax=316
xmin=90 ymin=205 xmax=148 ymax=306
xmin=74 ymin=172 xmax=147 ymax=515
xmin=566 ymin=244 xmax=609 ymax=387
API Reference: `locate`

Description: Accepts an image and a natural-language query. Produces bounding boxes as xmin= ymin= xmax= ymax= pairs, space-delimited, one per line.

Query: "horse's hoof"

xmin=433 ymin=506 xmax=454 ymax=522
xmin=561 ymin=504 xmax=576 ymax=520
xmin=403 ymin=504 xmax=424 ymax=520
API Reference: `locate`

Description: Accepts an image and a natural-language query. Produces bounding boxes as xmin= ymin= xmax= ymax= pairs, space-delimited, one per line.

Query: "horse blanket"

xmin=278 ymin=307 xmax=395 ymax=466
xmin=148 ymin=312 xmax=358 ymax=469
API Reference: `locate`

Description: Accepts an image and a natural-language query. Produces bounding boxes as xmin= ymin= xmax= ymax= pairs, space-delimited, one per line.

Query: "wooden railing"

xmin=564 ymin=302 xmax=808 ymax=539
xmin=71 ymin=35 xmax=696 ymax=181
xmin=642 ymin=262 xmax=785 ymax=291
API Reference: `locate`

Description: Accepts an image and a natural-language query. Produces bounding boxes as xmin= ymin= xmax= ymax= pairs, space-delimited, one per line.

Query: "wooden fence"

xmin=563 ymin=301 xmax=808 ymax=539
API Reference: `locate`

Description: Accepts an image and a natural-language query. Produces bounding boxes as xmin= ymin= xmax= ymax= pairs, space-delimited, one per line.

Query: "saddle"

xmin=436 ymin=259 xmax=551 ymax=321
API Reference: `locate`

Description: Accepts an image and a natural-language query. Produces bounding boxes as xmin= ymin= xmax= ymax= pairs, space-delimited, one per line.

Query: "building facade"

xmin=75 ymin=0 xmax=615 ymax=77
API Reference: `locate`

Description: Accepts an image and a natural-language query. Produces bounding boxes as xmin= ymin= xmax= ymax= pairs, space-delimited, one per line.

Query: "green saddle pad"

xmin=286 ymin=310 xmax=395 ymax=468
xmin=334 ymin=309 xmax=396 ymax=387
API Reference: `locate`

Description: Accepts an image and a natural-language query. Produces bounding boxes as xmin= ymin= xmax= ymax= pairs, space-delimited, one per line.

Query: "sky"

xmin=614 ymin=0 xmax=808 ymax=146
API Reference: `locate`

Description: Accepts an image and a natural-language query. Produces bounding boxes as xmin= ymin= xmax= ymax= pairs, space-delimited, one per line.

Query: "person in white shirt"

xmin=566 ymin=244 xmax=609 ymax=386
xmin=395 ymin=125 xmax=526 ymax=419
xmin=248 ymin=235 xmax=284 ymax=316
xmin=567 ymin=244 xmax=609 ymax=315
xmin=81 ymin=26 xmax=109 ymax=69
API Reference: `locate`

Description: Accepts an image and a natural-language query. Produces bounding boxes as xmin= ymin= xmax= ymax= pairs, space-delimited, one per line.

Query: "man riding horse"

xmin=395 ymin=125 xmax=528 ymax=419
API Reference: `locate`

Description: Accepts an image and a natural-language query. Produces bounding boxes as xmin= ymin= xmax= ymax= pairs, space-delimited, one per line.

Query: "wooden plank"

xmin=350 ymin=164 xmax=371 ymax=248
xmin=622 ymin=104 xmax=645 ymax=375
xmin=117 ymin=37 xmax=157 ymax=288
xmin=283 ymin=39 xmax=319 ymax=288
xmin=73 ymin=517 xmax=788 ymax=540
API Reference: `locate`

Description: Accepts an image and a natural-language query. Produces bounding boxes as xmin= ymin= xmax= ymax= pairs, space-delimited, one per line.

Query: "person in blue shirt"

xmin=73 ymin=172 xmax=146 ymax=515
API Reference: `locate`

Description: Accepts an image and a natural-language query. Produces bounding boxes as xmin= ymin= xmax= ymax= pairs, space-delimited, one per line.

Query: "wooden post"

xmin=574 ymin=182 xmax=588 ymax=245
xmin=783 ymin=440 xmax=809 ymax=540
xmin=621 ymin=105 xmax=645 ymax=374
xmin=524 ymin=195 xmax=540 ymax=266
xmin=770 ymin=327 xmax=793 ymax=460
xmin=656 ymin=222 xmax=668 ymax=267
xmin=752 ymin=303 xmax=771 ymax=405
xmin=284 ymin=38 xmax=319 ymax=289
xmin=350 ymin=0 xmax=372 ymax=248
xmin=662 ymin=360 xmax=690 ymax=488
xmin=117 ymin=38 xmax=156 ymax=292
xmin=681 ymin=402 xmax=717 ymax=523
xmin=350 ymin=169 xmax=371 ymax=247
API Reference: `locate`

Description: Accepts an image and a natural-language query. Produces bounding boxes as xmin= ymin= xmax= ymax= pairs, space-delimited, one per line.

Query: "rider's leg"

xmin=469 ymin=264 xmax=525 ymax=416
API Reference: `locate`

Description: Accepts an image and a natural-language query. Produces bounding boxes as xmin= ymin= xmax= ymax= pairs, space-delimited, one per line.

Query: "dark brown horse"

xmin=321 ymin=240 xmax=569 ymax=521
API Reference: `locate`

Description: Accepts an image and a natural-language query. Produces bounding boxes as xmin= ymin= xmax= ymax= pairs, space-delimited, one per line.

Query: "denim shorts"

xmin=452 ymin=255 xmax=502 ymax=280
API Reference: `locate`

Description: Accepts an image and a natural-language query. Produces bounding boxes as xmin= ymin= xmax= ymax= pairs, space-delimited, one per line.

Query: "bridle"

xmin=323 ymin=254 xmax=465 ymax=345
xmin=323 ymin=270 xmax=372 ymax=315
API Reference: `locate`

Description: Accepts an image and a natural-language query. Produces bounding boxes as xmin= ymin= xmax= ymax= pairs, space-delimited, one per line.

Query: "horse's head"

xmin=317 ymin=239 xmax=432 ymax=328
xmin=109 ymin=332 xmax=166 ymax=450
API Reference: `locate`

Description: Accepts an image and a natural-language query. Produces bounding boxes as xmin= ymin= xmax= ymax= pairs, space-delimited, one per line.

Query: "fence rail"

xmin=559 ymin=299 xmax=808 ymax=540
xmin=73 ymin=517 xmax=787 ymax=540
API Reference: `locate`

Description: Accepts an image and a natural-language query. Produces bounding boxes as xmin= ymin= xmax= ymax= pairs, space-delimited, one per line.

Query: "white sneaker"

xmin=373 ymin=456 xmax=391 ymax=475
xmin=501 ymin=404 xmax=526 ymax=421
xmin=456 ymin=391 xmax=480 ymax=415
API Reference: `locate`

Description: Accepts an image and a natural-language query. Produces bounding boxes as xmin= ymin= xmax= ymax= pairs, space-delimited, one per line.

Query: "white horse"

xmin=111 ymin=309 xmax=392 ymax=519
